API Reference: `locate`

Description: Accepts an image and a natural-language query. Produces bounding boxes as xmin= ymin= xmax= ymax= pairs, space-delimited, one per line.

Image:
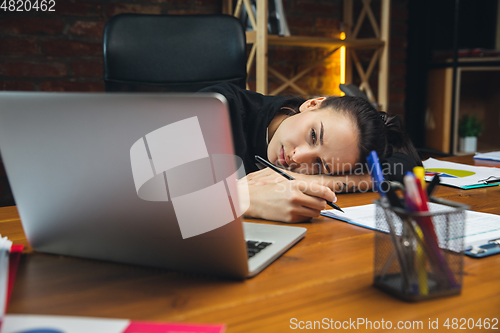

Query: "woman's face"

xmin=267 ymin=98 xmax=360 ymax=175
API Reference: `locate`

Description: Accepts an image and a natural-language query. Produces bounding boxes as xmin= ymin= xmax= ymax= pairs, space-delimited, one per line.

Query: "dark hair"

xmin=278 ymin=97 xmax=305 ymax=116
xmin=319 ymin=96 xmax=422 ymax=169
xmin=279 ymin=96 xmax=422 ymax=169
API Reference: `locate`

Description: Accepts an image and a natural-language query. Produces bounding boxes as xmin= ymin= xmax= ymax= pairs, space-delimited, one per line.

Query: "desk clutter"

xmin=0 ymin=237 xmax=226 ymax=333
xmin=324 ymin=151 xmax=497 ymax=301
xmin=423 ymin=158 xmax=500 ymax=189
xmin=0 ymin=236 xmax=22 ymax=328
xmin=321 ymin=202 xmax=500 ymax=255
xmin=373 ymin=197 xmax=465 ymax=301
xmin=1 ymin=315 xmax=225 ymax=333
xmin=322 ymin=151 xmax=500 ymax=300
xmin=369 ymin=152 xmax=468 ymax=301
xmin=474 ymin=151 xmax=500 ymax=163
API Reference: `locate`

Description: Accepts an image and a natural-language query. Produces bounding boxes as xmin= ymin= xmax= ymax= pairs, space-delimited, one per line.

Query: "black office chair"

xmin=339 ymin=83 xmax=377 ymax=109
xmin=103 ymin=14 xmax=247 ymax=92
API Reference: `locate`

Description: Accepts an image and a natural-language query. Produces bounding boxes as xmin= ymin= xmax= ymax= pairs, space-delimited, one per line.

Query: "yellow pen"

xmin=413 ymin=166 xmax=426 ymax=189
xmin=412 ymin=166 xmax=428 ymax=295
xmin=414 ymin=224 xmax=428 ymax=295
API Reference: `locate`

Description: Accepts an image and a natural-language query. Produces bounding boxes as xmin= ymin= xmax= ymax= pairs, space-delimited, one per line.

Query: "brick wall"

xmin=1 ymin=0 xmax=408 ymax=102
xmin=0 ymin=0 xmax=221 ymax=93
xmin=388 ymin=0 xmax=408 ymax=116
xmin=0 ymin=0 xmax=408 ymax=206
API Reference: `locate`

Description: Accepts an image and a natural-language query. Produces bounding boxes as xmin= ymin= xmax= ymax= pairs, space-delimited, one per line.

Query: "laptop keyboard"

xmin=246 ymin=240 xmax=272 ymax=258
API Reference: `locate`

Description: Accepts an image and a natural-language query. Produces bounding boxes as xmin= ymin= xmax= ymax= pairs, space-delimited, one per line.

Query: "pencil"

xmin=255 ymin=155 xmax=344 ymax=213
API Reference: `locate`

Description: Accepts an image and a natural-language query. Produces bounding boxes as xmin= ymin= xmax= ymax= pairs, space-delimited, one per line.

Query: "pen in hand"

xmin=255 ymin=155 xmax=344 ymax=213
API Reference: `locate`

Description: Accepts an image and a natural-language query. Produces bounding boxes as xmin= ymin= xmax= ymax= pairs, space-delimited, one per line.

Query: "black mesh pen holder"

xmin=373 ymin=197 xmax=468 ymax=302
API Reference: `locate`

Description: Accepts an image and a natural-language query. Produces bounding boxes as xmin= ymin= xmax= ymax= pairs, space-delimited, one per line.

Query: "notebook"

xmin=2 ymin=314 xmax=225 ymax=333
xmin=423 ymin=158 xmax=500 ymax=189
xmin=0 ymin=92 xmax=306 ymax=279
xmin=474 ymin=151 xmax=500 ymax=163
xmin=321 ymin=203 xmax=500 ymax=251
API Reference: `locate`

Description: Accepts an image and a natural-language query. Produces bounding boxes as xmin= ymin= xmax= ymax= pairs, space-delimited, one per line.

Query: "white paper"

xmin=474 ymin=151 xmax=500 ymax=162
xmin=0 ymin=236 xmax=12 ymax=322
xmin=2 ymin=314 xmax=130 ymax=333
xmin=322 ymin=203 xmax=500 ymax=249
xmin=423 ymin=158 xmax=500 ymax=188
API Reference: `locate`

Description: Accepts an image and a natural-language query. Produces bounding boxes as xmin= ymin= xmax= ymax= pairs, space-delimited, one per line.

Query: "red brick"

xmin=296 ymin=1 xmax=336 ymax=15
xmin=390 ymin=64 xmax=406 ymax=76
xmin=388 ymin=103 xmax=405 ymax=116
xmin=271 ymin=46 xmax=316 ymax=62
xmin=246 ymin=80 xmax=256 ymax=92
xmin=355 ymin=21 xmax=378 ymax=39
xmin=41 ymin=40 xmax=102 ymax=57
xmin=390 ymin=77 xmax=406 ymax=91
xmin=315 ymin=18 xmax=341 ymax=33
xmin=392 ymin=0 xmax=409 ymax=10
xmin=167 ymin=9 xmax=215 ymax=15
xmin=391 ymin=22 xmax=408 ymax=37
xmin=40 ymin=80 xmax=104 ymax=92
xmin=0 ymin=62 xmax=67 ymax=78
xmin=353 ymin=49 xmax=378 ymax=63
xmin=140 ymin=0 xmax=187 ymax=3
xmin=268 ymin=81 xmax=283 ymax=94
xmin=55 ymin=1 xmax=102 ymax=17
xmin=0 ymin=81 xmax=36 ymax=91
xmin=390 ymin=37 xmax=407 ymax=49
xmin=70 ymin=61 xmax=103 ymax=77
xmin=70 ymin=21 xmax=106 ymax=37
xmin=390 ymin=92 xmax=406 ymax=104
xmin=286 ymin=16 xmax=315 ymax=33
xmin=194 ymin=0 xmax=219 ymax=7
xmin=267 ymin=64 xmax=295 ymax=78
xmin=0 ymin=18 xmax=64 ymax=35
xmin=106 ymin=4 xmax=161 ymax=17
xmin=390 ymin=50 xmax=407 ymax=62
xmin=391 ymin=8 xmax=409 ymax=21
xmin=0 ymin=38 xmax=37 ymax=55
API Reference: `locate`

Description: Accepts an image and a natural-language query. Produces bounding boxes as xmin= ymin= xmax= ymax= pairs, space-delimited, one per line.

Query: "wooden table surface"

xmin=1 ymin=155 xmax=499 ymax=332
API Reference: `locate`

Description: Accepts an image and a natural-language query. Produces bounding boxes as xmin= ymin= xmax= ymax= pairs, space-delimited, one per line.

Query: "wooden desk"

xmin=1 ymin=156 xmax=499 ymax=332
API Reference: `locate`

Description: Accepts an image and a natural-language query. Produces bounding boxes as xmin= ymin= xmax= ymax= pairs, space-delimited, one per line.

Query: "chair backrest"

xmin=103 ymin=14 xmax=247 ymax=92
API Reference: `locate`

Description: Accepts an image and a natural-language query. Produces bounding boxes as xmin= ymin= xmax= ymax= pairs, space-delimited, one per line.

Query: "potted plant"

xmin=458 ymin=114 xmax=484 ymax=153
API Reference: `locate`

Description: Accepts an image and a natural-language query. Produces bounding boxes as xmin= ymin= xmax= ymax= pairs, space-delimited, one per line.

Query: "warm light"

xmin=340 ymin=46 xmax=345 ymax=84
xmin=339 ymin=32 xmax=346 ymax=96
xmin=340 ymin=46 xmax=346 ymax=97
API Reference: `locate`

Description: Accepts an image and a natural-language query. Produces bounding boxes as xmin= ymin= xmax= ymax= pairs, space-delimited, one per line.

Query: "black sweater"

xmin=199 ymin=83 xmax=417 ymax=183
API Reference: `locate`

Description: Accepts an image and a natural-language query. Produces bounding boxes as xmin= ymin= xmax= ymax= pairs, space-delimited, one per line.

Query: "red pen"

xmin=404 ymin=173 xmax=458 ymax=288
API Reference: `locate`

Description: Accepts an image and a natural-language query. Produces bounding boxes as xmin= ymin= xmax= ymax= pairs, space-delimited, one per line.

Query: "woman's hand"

xmin=244 ymin=167 xmax=308 ymax=186
xmin=241 ymin=170 xmax=336 ymax=223
xmin=244 ymin=167 xmax=288 ymax=186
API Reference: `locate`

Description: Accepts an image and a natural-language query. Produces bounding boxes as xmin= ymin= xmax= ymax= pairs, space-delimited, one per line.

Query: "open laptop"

xmin=0 ymin=92 xmax=306 ymax=279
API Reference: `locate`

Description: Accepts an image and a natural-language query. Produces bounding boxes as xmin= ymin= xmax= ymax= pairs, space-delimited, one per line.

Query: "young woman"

xmin=199 ymin=82 xmax=421 ymax=223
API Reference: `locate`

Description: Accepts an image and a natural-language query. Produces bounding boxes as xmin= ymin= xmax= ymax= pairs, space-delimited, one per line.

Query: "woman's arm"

xmin=245 ymin=167 xmax=373 ymax=193
xmin=240 ymin=169 xmax=337 ymax=223
xmin=295 ymin=172 xmax=373 ymax=193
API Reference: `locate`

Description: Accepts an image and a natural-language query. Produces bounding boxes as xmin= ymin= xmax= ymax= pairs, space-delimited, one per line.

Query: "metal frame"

xmin=224 ymin=0 xmax=391 ymax=111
